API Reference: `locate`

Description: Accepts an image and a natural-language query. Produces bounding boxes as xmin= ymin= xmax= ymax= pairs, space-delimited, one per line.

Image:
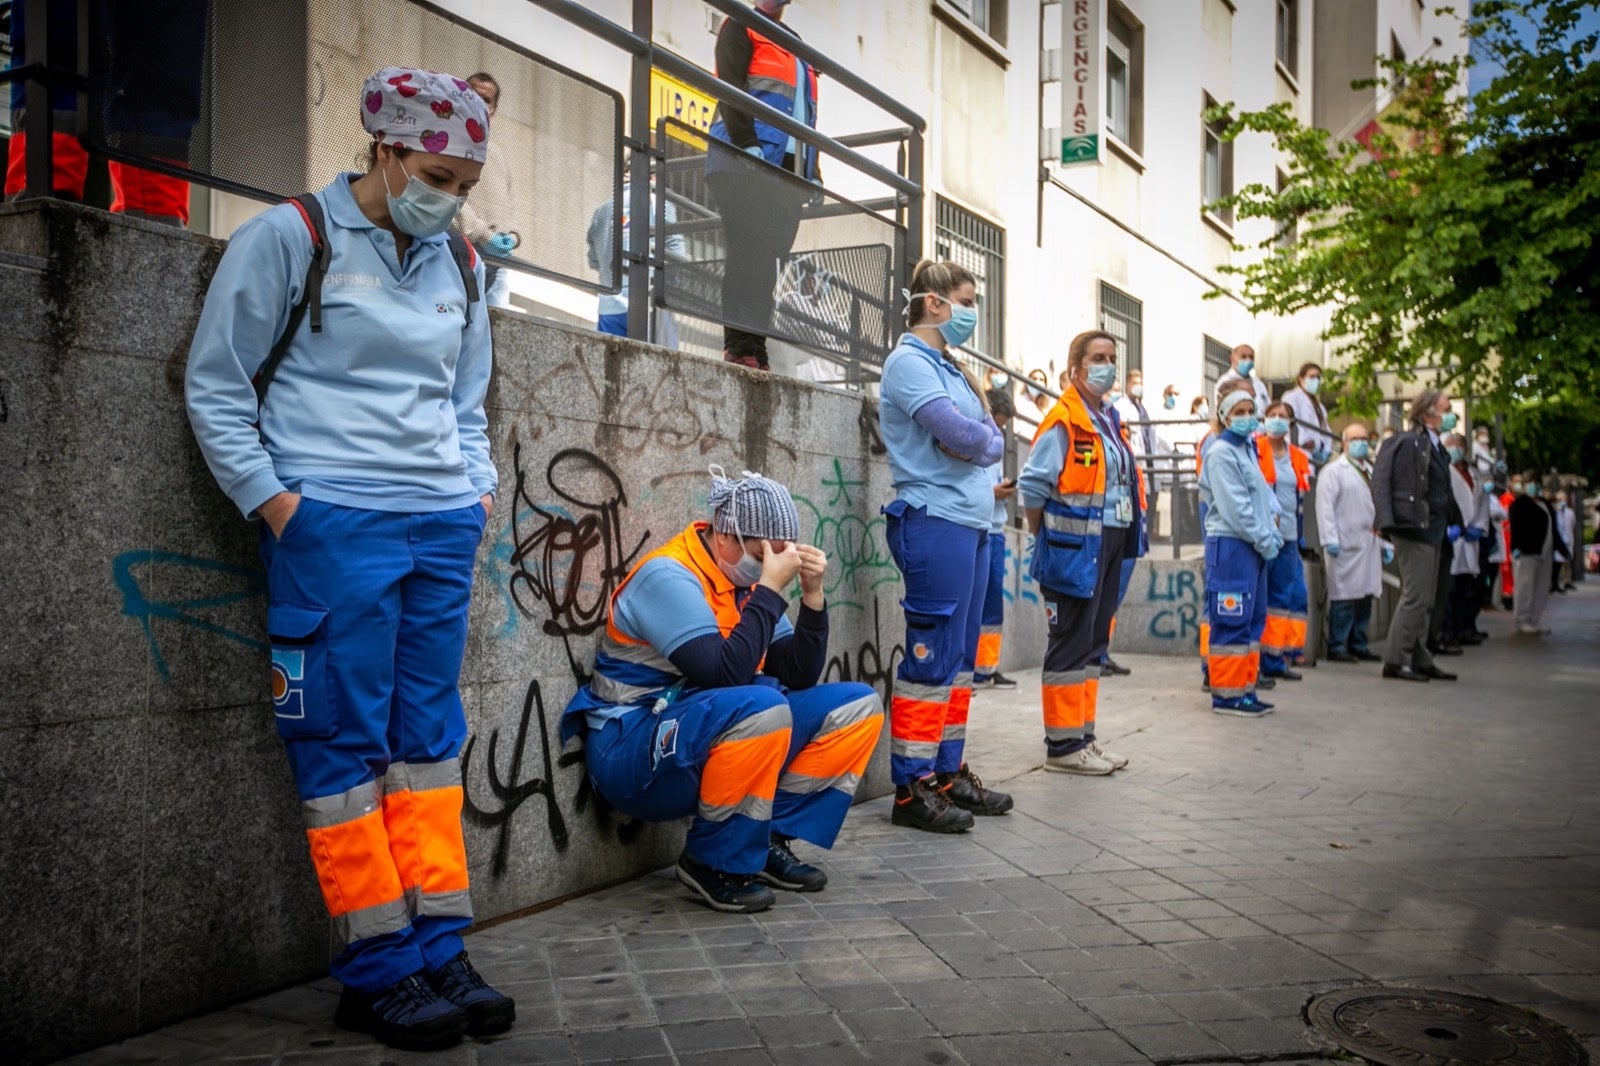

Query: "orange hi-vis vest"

xmin=573 ymin=522 xmax=765 ymax=720
xmin=1032 ymin=387 xmax=1113 ymax=597
xmin=1255 ymin=437 xmax=1311 ymax=492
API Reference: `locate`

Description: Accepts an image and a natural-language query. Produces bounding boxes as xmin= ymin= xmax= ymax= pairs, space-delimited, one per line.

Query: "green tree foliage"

xmin=1207 ymin=0 xmax=1600 ymax=429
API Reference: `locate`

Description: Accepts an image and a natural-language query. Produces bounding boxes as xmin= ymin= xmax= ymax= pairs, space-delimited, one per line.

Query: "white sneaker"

xmin=1088 ymin=740 xmax=1129 ymax=770
xmin=1043 ymin=749 xmax=1115 ymax=775
xmin=1516 ymin=623 xmax=1543 ymax=635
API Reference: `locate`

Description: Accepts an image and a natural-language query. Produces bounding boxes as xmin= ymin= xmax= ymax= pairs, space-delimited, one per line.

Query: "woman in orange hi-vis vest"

xmin=1256 ymin=401 xmax=1313 ymax=679
xmin=1017 ymin=330 xmax=1141 ymax=774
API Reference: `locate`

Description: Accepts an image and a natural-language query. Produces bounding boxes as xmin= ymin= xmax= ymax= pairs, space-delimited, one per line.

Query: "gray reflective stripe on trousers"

xmin=599 ymin=634 xmax=675 ymax=670
xmin=411 ymin=886 xmax=473 ymax=920
xmin=811 ymin=693 xmax=882 ymax=738
xmin=302 ymin=780 xmax=382 ymax=831
xmin=1085 ymin=663 xmax=1102 ymax=680
xmin=1250 ymin=642 xmax=1262 ymax=652
xmin=891 ymin=680 xmax=950 ymax=704
xmin=1212 ymin=685 xmax=1250 ymax=698
xmin=334 ymin=896 xmax=411 ymax=945
xmin=1042 ymin=669 xmax=1088 ymax=688
xmin=589 ymin=672 xmax=665 ymax=707
xmin=777 ymin=768 xmax=863 ymax=797
xmin=1043 ymin=512 xmax=1103 ymax=537
xmin=941 ymin=723 xmax=966 ymax=742
xmin=1210 ymin=643 xmax=1252 ymax=657
xmin=953 ymin=671 xmax=974 ymax=690
xmin=891 ymin=738 xmax=939 ymax=759
xmin=715 ymin=704 xmax=792 ymax=746
xmin=383 ymin=759 xmax=461 ymax=796
xmin=980 ymin=624 xmax=1002 ymax=636
xmin=699 ymin=794 xmax=774 ymax=824
xmin=1045 ymin=725 xmax=1087 ymax=741
xmin=746 ymin=75 xmax=798 ymax=101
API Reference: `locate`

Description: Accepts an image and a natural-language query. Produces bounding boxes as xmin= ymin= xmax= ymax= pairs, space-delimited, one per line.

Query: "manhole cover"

xmin=1306 ymin=987 xmax=1587 ymax=1065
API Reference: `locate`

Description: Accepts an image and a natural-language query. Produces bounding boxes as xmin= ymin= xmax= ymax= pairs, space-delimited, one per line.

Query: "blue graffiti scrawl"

xmin=1004 ymin=538 xmax=1040 ymax=605
xmin=113 ymin=551 xmax=267 ymax=682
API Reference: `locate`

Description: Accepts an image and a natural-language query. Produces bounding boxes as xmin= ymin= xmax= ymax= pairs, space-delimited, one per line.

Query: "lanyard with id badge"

xmin=1090 ymin=403 xmax=1135 ymax=525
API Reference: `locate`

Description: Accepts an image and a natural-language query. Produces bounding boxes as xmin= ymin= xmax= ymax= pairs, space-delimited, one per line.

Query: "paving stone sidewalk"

xmin=64 ymin=586 xmax=1600 ymax=1065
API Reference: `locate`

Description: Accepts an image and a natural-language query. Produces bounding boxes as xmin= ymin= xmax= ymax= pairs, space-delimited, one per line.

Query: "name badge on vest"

xmin=1114 ymin=497 xmax=1134 ymax=525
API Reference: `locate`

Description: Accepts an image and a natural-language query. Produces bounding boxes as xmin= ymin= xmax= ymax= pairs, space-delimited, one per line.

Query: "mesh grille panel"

xmin=657 ymin=119 xmax=902 ymax=370
xmin=84 ymin=0 xmax=622 ymax=293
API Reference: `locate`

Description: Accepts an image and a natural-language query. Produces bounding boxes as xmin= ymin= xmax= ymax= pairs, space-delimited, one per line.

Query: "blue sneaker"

xmin=677 ymin=851 xmax=776 ymax=913
xmin=428 ymin=950 xmax=515 ymax=1036
xmin=1212 ymin=697 xmax=1274 ymax=717
xmin=758 ymin=834 xmax=828 ymax=892
xmin=1244 ymin=695 xmax=1275 ymax=711
xmin=334 ymin=974 xmax=466 ymax=1051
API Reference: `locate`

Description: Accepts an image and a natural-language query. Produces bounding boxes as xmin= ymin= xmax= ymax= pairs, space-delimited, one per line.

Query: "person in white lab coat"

xmin=1443 ymin=433 xmax=1492 ymax=644
xmin=1281 ymin=362 xmax=1335 ymax=466
xmin=1315 ymin=423 xmax=1385 ymax=662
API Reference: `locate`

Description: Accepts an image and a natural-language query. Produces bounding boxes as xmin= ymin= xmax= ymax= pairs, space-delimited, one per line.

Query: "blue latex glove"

xmin=487 ymin=231 xmax=519 ymax=254
xmin=1464 ymin=526 xmax=1485 ymax=543
xmin=1446 ymin=524 xmax=1463 ymax=543
xmin=1382 ymin=545 xmax=1395 ymax=565
xmin=743 ymin=145 xmax=764 ymax=158
xmin=1324 ymin=543 xmax=1341 ymax=557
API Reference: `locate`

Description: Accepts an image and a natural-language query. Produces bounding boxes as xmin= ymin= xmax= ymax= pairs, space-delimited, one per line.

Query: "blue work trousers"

xmin=585 ymin=682 xmax=881 ymax=874
xmin=261 ymin=497 xmax=485 ymax=993
xmin=883 ymin=504 xmax=988 ymax=783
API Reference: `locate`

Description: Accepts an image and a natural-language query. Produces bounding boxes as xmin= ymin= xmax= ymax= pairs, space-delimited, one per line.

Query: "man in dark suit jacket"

xmin=1370 ymin=389 xmax=1458 ymax=682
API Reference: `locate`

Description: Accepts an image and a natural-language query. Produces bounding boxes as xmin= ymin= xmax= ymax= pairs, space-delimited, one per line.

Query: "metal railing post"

xmin=626 ymin=0 xmax=654 ymax=343
xmin=905 ymin=126 xmax=924 ymax=270
xmin=20 ymin=0 xmax=55 ymax=201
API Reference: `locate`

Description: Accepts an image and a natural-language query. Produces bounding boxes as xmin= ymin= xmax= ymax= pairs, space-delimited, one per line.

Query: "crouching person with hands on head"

xmin=184 ymin=68 xmax=511 ymax=1051
xmin=563 ymin=468 xmax=884 ymax=914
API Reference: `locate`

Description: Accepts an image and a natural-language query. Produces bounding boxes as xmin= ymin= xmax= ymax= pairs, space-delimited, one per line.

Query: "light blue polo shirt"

xmin=613 ymin=556 xmax=794 ymax=655
xmin=186 ymin=173 xmax=495 ymax=518
xmin=879 ymin=332 xmax=994 ymax=531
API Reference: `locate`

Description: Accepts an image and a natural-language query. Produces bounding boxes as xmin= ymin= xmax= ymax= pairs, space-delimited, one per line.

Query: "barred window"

xmin=1204 ymin=336 xmax=1232 ymax=397
xmin=1098 ymin=282 xmax=1142 ymax=379
xmin=935 ymin=198 xmax=1006 ymax=362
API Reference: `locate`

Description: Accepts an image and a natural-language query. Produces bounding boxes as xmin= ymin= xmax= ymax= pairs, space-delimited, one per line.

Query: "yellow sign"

xmin=650 ymin=68 xmax=717 ymax=145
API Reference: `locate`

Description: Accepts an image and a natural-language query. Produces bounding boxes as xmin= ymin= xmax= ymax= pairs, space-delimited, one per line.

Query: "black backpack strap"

xmin=253 ymin=194 xmax=328 ymax=407
xmin=446 ymin=230 xmax=481 ymax=324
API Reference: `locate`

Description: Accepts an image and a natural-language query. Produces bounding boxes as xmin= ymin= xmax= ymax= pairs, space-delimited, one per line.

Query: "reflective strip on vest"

xmin=1042 ymin=510 xmax=1104 ymax=538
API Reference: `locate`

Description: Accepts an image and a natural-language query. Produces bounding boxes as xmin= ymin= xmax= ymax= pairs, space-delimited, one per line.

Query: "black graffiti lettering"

xmin=858 ymin=402 xmax=887 ymax=456
xmin=824 ymin=598 xmax=905 ymax=704
xmin=462 ymin=679 xmax=569 ymax=876
xmin=508 ymin=444 xmax=649 ymax=684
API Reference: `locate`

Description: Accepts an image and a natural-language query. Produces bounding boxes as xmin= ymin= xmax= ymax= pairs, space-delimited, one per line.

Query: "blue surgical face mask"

xmin=1264 ymin=417 xmax=1291 ymax=438
xmin=1303 ymin=376 xmax=1322 ymax=396
xmin=1195 ymin=403 xmax=1210 ymax=420
xmin=1084 ymin=363 xmax=1118 ymax=395
xmin=1163 ymin=394 xmax=1177 ymax=410
xmin=911 ymin=292 xmax=978 ymax=348
xmin=1448 ymin=445 xmax=1465 ymax=463
xmin=384 ymin=156 xmax=465 ymax=238
xmin=1229 ymin=414 xmax=1259 ymax=436
xmin=989 ymin=373 xmax=1007 ymax=390
xmin=1526 ymin=484 xmax=1540 ymax=498
xmin=1237 ymin=359 xmax=1256 ymax=376
xmin=1347 ymin=439 xmax=1371 ymax=460
xmin=1440 ymin=412 xmax=1459 ymax=431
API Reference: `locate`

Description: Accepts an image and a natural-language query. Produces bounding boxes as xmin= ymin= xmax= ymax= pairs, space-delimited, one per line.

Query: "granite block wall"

xmin=0 ymin=201 xmax=1047 ymax=1062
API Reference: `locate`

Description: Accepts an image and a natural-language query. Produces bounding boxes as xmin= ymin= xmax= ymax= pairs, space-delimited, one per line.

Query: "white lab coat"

xmin=1282 ymin=385 xmax=1335 ymax=460
xmin=1314 ymin=454 xmax=1382 ymax=600
xmin=1448 ymin=466 xmax=1488 ymax=575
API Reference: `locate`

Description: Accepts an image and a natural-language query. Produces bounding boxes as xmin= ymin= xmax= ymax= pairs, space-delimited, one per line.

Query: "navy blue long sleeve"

xmin=665 ymin=584 xmax=788 ymax=689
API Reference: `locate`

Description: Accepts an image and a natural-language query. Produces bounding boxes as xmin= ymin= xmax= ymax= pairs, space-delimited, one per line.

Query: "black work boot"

xmin=334 ymin=973 xmax=466 ymax=1051
xmin=937 ymin=764 xmax=1014 ymax=815
xmin=891 ymin=775 xmax=974 ymax=833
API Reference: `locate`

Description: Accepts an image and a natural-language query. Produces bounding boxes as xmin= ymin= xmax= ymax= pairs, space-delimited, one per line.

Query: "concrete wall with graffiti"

xmin=0 ymin=202 xmax=1046 ymax=1061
